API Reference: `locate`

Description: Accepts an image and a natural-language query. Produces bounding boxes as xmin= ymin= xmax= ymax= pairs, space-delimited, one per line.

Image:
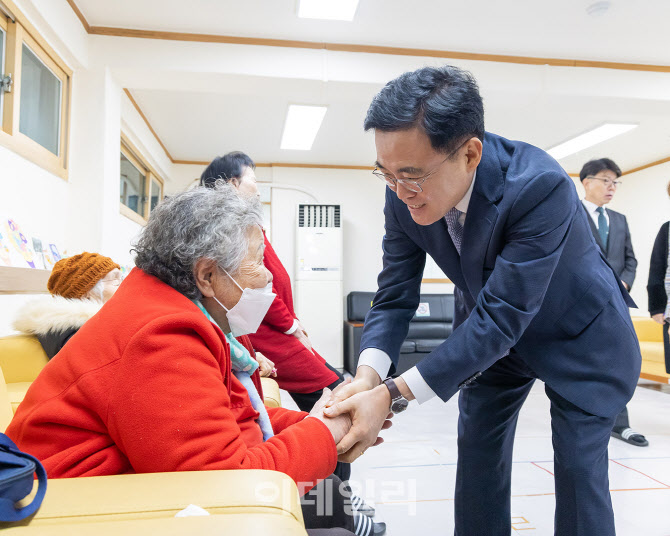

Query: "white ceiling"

xmin=76 ymin=0 xmax=670 ymax=64
xmin=75 ymin=0 xmax=670 ymax=175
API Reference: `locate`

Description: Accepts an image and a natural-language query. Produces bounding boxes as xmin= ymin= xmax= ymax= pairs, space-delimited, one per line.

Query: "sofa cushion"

xmin=407 ymin=322 xmax=452 ymax=339
xmin=414 ymin=339 xmax=444 ymax=353
xmin=400 ymin=340 xmax=416 ymax=353
xmin=347 ymin=292 xmax=455 ymax=323
xmin=412 ymin=294 xmax=455 ymax=322
xmin=347 ymin=292 xmax=376 ymax=322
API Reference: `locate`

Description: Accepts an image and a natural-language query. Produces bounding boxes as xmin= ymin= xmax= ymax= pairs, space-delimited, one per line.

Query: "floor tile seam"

xmin=374 ymin=487 xmax=670 ymax=505
xmin=531 ymin=461 xmax=554 ymax=477
xmin=369 ymin=456 xmax=670 ymax=470
xmin=610 ymin=459 xmax=670 ymax=488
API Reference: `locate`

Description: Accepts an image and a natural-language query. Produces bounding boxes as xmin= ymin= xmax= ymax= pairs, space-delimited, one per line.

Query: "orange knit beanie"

xmin=47 ymin=253 xmax=120 ymax=299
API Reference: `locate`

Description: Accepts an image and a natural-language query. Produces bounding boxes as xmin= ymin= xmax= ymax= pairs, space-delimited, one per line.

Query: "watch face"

xmin=391 ymin=398 xmax=409 ymax=414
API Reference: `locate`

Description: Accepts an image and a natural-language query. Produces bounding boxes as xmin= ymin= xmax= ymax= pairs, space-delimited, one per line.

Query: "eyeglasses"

xmin=372 ymin=139 xmax=469 ymax=193
xmin=585 ymin=176 xmax=622 ymax=188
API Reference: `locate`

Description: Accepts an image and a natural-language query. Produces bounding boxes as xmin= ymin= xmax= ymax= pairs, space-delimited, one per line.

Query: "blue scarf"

xmin=193 ymin=300 xmax=274 ymax=441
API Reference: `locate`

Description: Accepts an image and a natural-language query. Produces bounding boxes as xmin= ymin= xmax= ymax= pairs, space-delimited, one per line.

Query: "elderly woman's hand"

xmin=308 ymin=388 xmax=352 ymax=445
xmin=255 ymin=352 xmax=276 ymax=377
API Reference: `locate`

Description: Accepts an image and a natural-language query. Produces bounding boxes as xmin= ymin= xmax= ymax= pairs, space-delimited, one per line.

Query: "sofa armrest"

xmin=632 ymin=316 xmax=664 ymax=343
xmin=6 ymin=469 xmax=304 ymax=528
xmin=261 ymin=377 xmax=282 ymax=408
xmin=0 ymin=335 xmax=50 ymax=383
xmin=1 ymin=513 xmax=308 ymax=535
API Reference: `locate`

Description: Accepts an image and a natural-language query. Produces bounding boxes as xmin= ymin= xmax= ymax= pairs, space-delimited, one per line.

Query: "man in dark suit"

xmin=325 ymin=66 xmax=641 ymax=536
xmin=580 ymin=158 xmax=648 ymax=447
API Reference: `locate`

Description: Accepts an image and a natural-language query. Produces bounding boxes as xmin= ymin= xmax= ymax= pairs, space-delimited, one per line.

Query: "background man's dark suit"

xmin=582 ymin=205 xmax=637 ymax=289
xmin=582 ymin=202 xmax=645 ymax=445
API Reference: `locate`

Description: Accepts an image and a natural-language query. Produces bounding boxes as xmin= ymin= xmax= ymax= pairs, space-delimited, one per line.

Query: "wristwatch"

xmin=383 ymin=377 xmax=409 ymax=414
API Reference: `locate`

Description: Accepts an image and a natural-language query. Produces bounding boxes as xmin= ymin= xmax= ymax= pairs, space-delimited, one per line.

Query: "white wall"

xmin=263 ymin=167 xmax=386 ymax=297
xmin=0 ymin=2 xmax=179 ymax=335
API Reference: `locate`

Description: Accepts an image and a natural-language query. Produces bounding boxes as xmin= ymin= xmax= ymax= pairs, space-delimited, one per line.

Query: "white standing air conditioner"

xmin=295 ymin=204 xmax=343 ymax=369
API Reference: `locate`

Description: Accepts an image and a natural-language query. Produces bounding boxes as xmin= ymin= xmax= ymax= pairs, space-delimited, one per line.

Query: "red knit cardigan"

xmin=7 ymin=268 xmax=337 ymax=492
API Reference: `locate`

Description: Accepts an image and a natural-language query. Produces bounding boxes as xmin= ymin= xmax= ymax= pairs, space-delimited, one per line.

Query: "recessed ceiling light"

xmin=546 ymin=123 xmax=637 ymax=160
xmin=280 ymin=105 xmax=328 ymax=151
xmin=586 ymin=1 xmax=611 ymax=17
xmin=297 ymin=0 xmax=360 ymax=21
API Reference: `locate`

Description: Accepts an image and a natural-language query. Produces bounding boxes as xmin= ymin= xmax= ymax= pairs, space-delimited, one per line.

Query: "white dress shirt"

xmin=358 ymin=171 xmax=477 ymax=404
xmin=581 ymin=199 xmax=609 ymax=229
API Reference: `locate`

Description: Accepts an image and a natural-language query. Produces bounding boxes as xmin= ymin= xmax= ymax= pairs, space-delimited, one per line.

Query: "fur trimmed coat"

xmin=13 ymin=296 xmax=103 ymax=358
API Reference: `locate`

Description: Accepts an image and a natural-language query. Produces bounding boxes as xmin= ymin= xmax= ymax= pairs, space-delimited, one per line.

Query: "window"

xmin=19 ymin=43 xmax=61 ymax=155
xmin=120 ymin=135 xmax=165 ymax=225
xmin=0 ymin=1 xmax=72 ymax=180
xmin=150 ymin=177 xmax=162 ymax=212
xmin=120 ymin=152 xmax=146 ymax=217
xmin=0 ymin=21 xmax=6 ymax=121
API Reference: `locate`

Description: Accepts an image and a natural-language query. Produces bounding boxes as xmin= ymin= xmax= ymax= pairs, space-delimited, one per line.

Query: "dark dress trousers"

xmin=361 ymin=132 xmax=641 ymax=536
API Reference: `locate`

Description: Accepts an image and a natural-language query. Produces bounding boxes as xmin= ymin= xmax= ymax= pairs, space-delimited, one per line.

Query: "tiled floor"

xmin=282 ymin=379 xmax=670 ymax=535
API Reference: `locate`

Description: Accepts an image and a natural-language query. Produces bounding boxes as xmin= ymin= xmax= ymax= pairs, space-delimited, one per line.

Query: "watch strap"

xmin=383 ymin=377 xmax=402 ymax=400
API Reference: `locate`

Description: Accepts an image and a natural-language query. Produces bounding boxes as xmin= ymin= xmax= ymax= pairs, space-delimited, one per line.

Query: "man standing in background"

xmin=580 ymin=158 xmax=648 ymax=447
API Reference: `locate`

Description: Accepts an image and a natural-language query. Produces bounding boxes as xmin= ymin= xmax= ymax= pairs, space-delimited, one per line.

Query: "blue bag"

xmin=0 ymin=433 xmax=47 ymax=522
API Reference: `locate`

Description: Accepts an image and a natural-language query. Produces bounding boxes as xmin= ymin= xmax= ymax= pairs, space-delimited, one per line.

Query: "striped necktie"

xmin=445 ymin=207 xmax=464 ymax=254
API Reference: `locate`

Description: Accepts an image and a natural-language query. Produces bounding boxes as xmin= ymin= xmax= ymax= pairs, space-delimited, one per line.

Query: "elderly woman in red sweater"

xmin=7 ymin=184 xmax=386 ymax=536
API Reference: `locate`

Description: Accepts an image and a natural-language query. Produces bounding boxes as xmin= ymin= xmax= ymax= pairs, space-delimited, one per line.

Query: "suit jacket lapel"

xmin=582 ymin=203 xmax=606 ymax=253
xmin=461 ymin=137 xmax=503 ymax=299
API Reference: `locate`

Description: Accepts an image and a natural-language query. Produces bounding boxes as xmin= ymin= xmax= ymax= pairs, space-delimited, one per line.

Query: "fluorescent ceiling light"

xmin=298 ymin=0 xmax=360 ymax=21
xmin=281 ymin=105 xmax=327 ymax=151
xmin=547 ymin=123 xmax=637 ymax=160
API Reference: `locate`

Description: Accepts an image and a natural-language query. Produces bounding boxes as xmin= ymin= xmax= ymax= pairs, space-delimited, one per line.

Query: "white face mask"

xmin=212 ymin=270 xmax=276 ymax=337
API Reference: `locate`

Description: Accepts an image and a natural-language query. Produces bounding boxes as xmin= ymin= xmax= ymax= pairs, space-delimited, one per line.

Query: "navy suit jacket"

xmin=582 ymin=204 xmax=637 ymax=289
xmin=361 ymin=133 xmax=641 ymax=418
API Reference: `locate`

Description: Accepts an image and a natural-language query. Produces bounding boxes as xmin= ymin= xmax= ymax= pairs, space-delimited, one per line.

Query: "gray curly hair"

xmin=133 ymin=182 xmax=263 ymax=299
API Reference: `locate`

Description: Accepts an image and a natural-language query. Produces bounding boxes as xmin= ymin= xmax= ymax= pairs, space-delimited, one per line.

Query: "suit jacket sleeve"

xmin=359 ymin=187 xmax=426 ymax=374
xmin=620 ymin=215 xmax=637 ymax=289
xmin=416 ymin=172 xmax=577 ymax=401
xmin=647 ymin=221 xmax=669 ymax=315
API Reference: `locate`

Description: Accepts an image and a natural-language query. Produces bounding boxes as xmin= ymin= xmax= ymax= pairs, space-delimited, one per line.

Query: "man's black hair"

xmin=579 ymin=158 xmax=622 ymax=181
xmin=200 ymin=151 xmax=255 ymax=188
xmin=364 ymin=65 xmax=485 ymax=154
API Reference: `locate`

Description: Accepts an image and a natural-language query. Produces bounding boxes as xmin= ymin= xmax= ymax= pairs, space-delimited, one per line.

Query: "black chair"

xmin=344 ymin=291 xmax=455 ymax=376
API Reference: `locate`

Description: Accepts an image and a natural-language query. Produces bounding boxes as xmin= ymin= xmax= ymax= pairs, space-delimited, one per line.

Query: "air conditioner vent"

xmin=298 ymin=204 xmax=340 ymax=228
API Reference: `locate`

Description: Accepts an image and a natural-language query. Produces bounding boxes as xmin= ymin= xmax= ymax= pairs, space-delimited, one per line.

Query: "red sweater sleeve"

xmin=267 ymin=406 xmax=310 ymax=433
xmin=263 ymin=286 xmax=296 ymax=332
xmin=107 ymin=316 xmax=337 ymax=490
